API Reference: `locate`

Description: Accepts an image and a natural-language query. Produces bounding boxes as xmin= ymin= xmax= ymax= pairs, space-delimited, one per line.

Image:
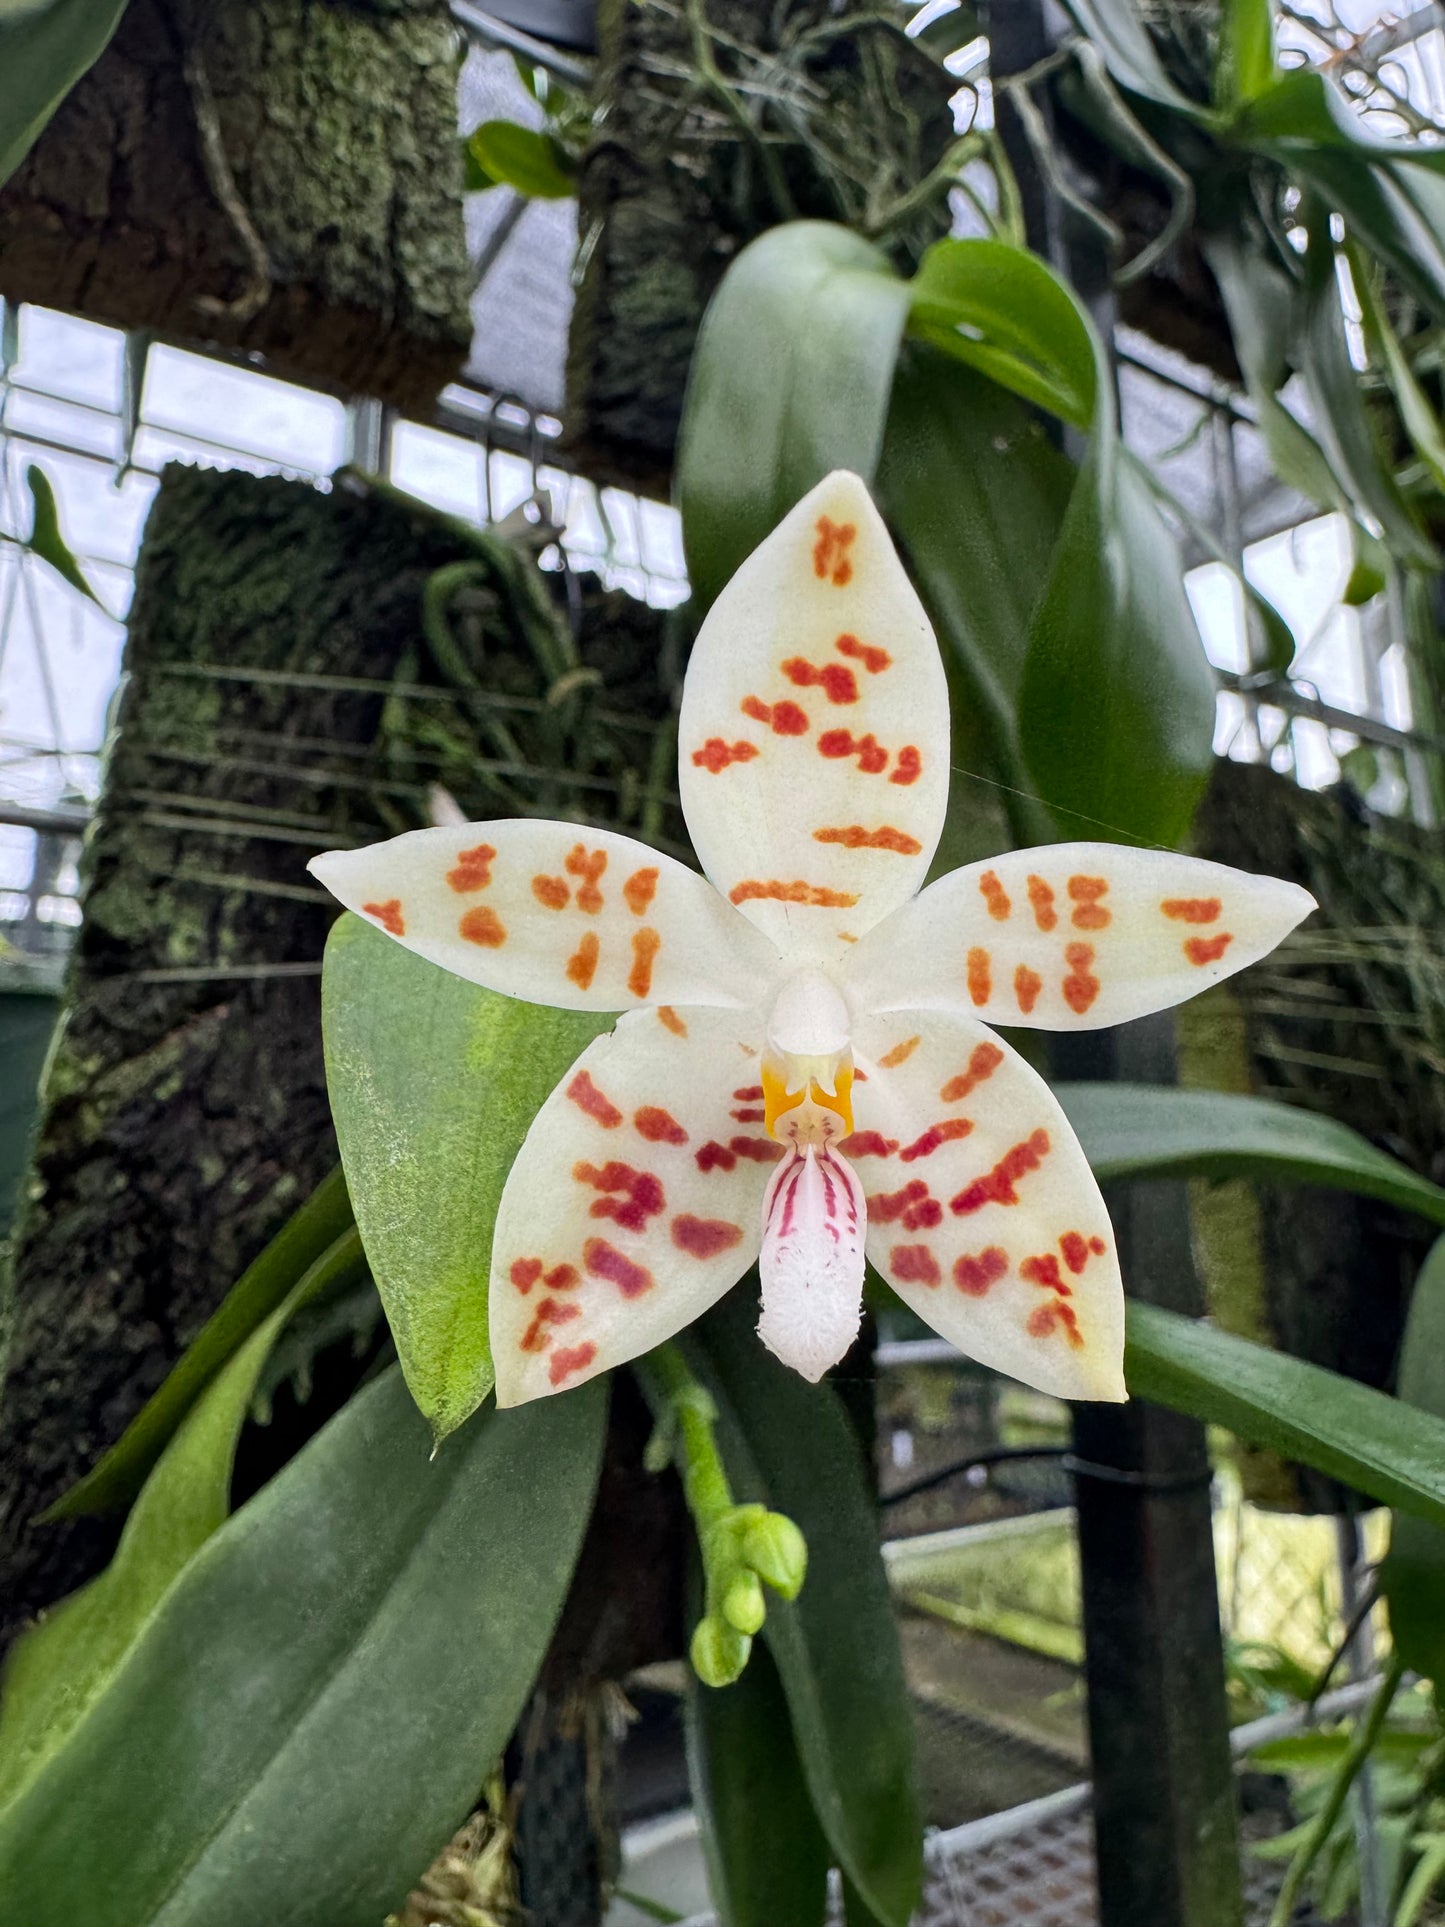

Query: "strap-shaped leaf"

xmin=687 ymin=1639 xmax=830 ymax=1927
xmin=323 ymin=912 xmax=609 ymax=1442
xmin=676 ymin=222 xmax=910 ymax=609
xmin=690 ymin=1289 xmax=922 ymax=1927
xmin=1126 ymin=1301 xmax=1445 ymax=1530
xmin=49 ymin=1165 xmax=359 ymax=1519
xmin=0 ymin=1367 xmax=607 ymax=1927
xmin=0 ymin=0 xmax=131 ymax=186
xmin=1056 ymin=1082 xmax=1445 ymax=1226
xmin=0 ymin=1235 xmax=356 ymax=1809
xmin=1381 ymin=1235 xmax=1445 ymax=1683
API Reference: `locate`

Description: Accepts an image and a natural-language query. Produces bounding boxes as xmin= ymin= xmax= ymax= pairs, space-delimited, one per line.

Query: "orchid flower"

xmin=311 ymin=472 xmax=1314 ymax=1409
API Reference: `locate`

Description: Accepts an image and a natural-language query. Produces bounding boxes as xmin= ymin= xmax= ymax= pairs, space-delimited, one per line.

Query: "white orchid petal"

xmin=678 ymin=471 xmax=950 ymax=965
xmin=841 ymin=843 xmax=1314 ymax=1030
xmin=490 ymin=1007 xmax=776 ymax=1403
xmin=848 ymin=1010 xmax=1125 ymax=1402
xmin=758 ymin=1145 xmax=866 ymax=1382
xmin=310 ymin=820 xmax=782 ymax=1013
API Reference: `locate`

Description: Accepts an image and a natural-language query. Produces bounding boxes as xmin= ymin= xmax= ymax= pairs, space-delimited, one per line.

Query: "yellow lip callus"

xmin=762 ymin=1053 xmax=854 ymax=1146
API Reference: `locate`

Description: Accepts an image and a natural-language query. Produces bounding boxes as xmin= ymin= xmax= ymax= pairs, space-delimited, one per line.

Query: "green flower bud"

xmin=721 ymin=1569 xmax=766 ymax=1635
xmin=691 ymin=1614 xmax=751 ymax=1688
xmin=742 ymin=1510 xmax=808 ymax=1599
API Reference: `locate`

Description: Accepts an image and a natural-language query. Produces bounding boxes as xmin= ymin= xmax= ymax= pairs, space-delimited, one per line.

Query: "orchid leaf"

xmin=0 ymin=0 xmax=130 ymax=186
xmin=687 ymin=1639 xmax=830 ymax=1927
xmin=1382 ymin=1236 xmax=1445 ymax=1684
xmin=692 ymin=1289 xmax=922 ymax=1927
xmin=1126 ymin=1302 xmax=1445 ymax=1530
xmin=321 ymin=912 xmax=609 ymax=1442
xmin=1216 ymin=0 xmax=1274 ymax=108
xmin=464 ymin=119 xmax=574 ymax=199
xmin=0 ymin=1238 xmax=353 ymax=1811
xmin=25 ymin=464 xmax=102 ymax=605
xmin=677 ymin=222 xmax=910 ymax=609
xmin=0 ymin=1367 xmax=607 ymax=1927
xmin=48 ymin=1164 xmax=358 ymax=1519
xmin=1057 ymin=1082 xmax=1445 ymax=1226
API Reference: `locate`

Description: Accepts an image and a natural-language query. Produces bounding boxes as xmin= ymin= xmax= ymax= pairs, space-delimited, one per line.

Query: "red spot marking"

xmin=1068 ymin=875 xmax=1111 ymax=931
xmin=363 ymin=899 xmax=404 ymax=936
xmin=1027 ymin=1301 xmax=1084 ymax=1348
xmin=979 ymin=871 xmax=1011 ymax=921
xmin=1060 ymin=1232 xmax=1090 ymax=1275
xmin=838 ymin=1131 xmax=898 ymax=1158
xmin=878 ymin=1035 xmax=920 ymax=1070
xmin=510 ymin=1257 xmax=543 ymax=1294
xmin=813 ymin=824 xmax=922 ymax=855
xmin=549 ymin=1341 xmax=599 ymax=1387
xmin=696 ymin=1140 xmax=737 ymax=1173
xmin=658 ymin=1006 xmax=687 ymax=1037
xmin=1163 ymin=897 xmax=1222 ymax=925
xmin=940 ymin=1042 xmax=1004 ymax=1104
xmin=742 ymin=693 xmax=810 ymax=736
xmin=533 ymin=874 xmax=570 ymax=910
xmin=783 ymin=656 xmax=858 ymax=705
xmin=889 ymin=746 xmax=923 ymax=787
xmin=1062 ymin=942 xmax=1100 ymax=1014
xmin=951 ymin=1129 xmax=1052 ymax=1215
xmin=565 ymin=844 xmax=607 ymax=914
xmin=733 ymin=1085 xmax=764 ymax=1100
xmin=1089 ymin=1235 xmax=1106 ymax=1255
xmin=459 ymin=905 xmax=506 ymax=948
xmin=628 ymin=927 xmax=661 ymax=998
xmin=1027 ymin=875 xmax=1057 ymax=932
xmin=899 ymin=1117 xmax=975 ymax=1163
xmin=693 ymin=737 xmax=759 ymax=773
xmin=635 ymin=1105 xmax=687 ymax=1145
xmin=573 ymin=1160 xmax=666 ymax=1233
xmin=731 ymin=1107 xmax=766 ymax=1122
xmin=547 ymin=1264 xmax=580 ymax=1290
xmin=818 ymin=729 xmax=888 ymax=774
xmin=891 ymin=1244 xmax=941 ymax=1288
xmin=672 ymin=1214 xmax=744 ymax=1259
xmin=521 ymin=1295 xmax=583 ymax=1353
xmin=853 ymin=1068 xmax=868 ymax=1080
xmin=967 ymin=947 xmax=992 ymax=1007
xmin=1014 ymin=965 xmax=1042 ymax=1015
xmin=1185 ymin=933 xmax=1234 ymax=966
xmin=954 ymin=1246 xmax=1008 ymax=1296
xmin=813 ymin=516 xmax=856 ymax=585
xmin=730 ymin=1136 xmax=785 ymax=1163
xmin=729 ymin=879 xmax=859 ymax=909
xmin=584 ymin=1237 xmax=653 ymax=1298
xmin=1020 ymin=1253 xmax=1068 ymax=1295
xmin=623 ymin=867 xmax=659 ymax=915
xmin=869 ymin=1180 xmax=932 ymax=1224
xmin=447 ymin=842 xmax=496 ymax=892
xmin=836 ymin=632 xmax=891 ymax=674
xmin=566 ymin=931 xmax=600 ymax=990
xmin=567 ymin=1070 xmax=622 ymax=1128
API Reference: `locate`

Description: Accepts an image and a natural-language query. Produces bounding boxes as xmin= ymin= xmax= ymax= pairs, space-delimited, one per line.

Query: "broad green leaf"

xmin=0 ymin=0 xmax=130 ymax=185
xmin=463 ymin=119 xmax=574 ymax=199
xmin=677 ymin=222 xmax=910 ymax=609
xmin=687 ymin=1638 xmax=830 ymax=1927
xmin=906 ymin=238 xmax=1101 ymax=430
xmin=49 ymin=1163 xmax=358 ymax=1518
xmin=1217 ymin=0 xmax=1274 ymax=108
xmin=1382 ymin=1235 xmax=1445 ymax=1683
xmin=1350 ymin=242 xmax=1445 ymax=497
xmin=691 ymin=1290 xmax=922 ymax=1927
xmin=25 ymin=464 xmax=102 ymax=604
xmin=322 ymin=912 xmax=608 ymax=1442
xmin=876 ymin=342 xmax=1073 ymax=851
xmin=0 ymin=1365 xmax=606 ymax=1927
xmin=1017 ymin=443 xmax=1216 ymax=848
xmin=1056 ymin=1082 xmax=1445 ymax=1226
xmin=0 ymin=1236 xmax=353 ymax=1810
xmin=1125 ymin=1301 xmax=1445 ymax=1530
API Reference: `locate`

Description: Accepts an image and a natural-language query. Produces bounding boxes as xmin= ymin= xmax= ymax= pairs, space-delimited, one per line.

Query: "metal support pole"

xmin=983 ymin=3 xmax=1245 ymax=1920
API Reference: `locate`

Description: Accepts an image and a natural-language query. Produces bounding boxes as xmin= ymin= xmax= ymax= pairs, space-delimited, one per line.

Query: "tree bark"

xmin=0 ymin=0 xmax=473 ymax=412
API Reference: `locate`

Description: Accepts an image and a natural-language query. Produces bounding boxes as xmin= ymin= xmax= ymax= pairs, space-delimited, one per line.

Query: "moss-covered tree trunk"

xmin=0 ymin=0 xmax=472 ymax=410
